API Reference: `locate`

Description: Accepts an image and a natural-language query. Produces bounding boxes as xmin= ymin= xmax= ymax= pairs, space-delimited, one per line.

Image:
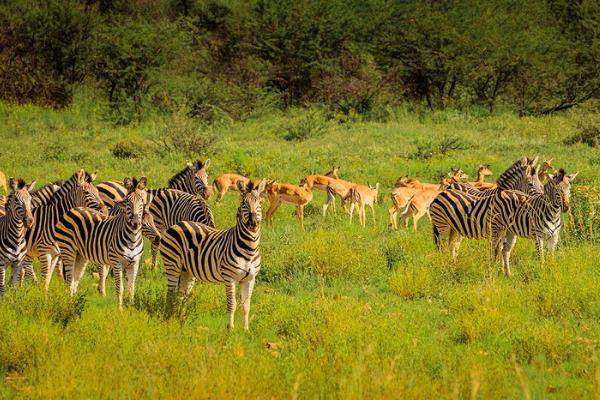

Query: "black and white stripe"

xmin=0 ymin=179 xmax=35 ymax=296
xmin=489 ymin=169 xmax=577 ymax=275
xmin=160 ymin=180 xmax=266 ymax=330
xmin=55 ymin=178 xmax=150 ymax=308
xmin=20 ymin=170 xmax=107 ymax=288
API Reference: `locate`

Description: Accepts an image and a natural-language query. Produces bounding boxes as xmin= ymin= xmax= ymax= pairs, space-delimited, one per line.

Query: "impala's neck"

xmin=475 ymin=171 xmax=486 ymax=184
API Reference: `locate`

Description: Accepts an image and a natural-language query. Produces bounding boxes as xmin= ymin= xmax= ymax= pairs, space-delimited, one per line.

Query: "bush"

xmin=390 ymin=265 xmax=437 ymax=299
xmin=157 ymin=109 xmax=219 ymax=157
xmin=283 ymin=108 xmax=327 ymax=141
xmin=565 ymin=119 xmax=600 ymax=147
xmin=111 ymin=138 xmax=146 ymax=159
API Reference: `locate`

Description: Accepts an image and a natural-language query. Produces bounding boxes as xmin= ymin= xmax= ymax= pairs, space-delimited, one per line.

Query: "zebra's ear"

xmin=26 ymin=180 xmax=36 ymax=191
xmin=123 ymin=177 xmax=133 ymax=191
xmin=256 ymin=179 xmax=267 ymax=194
xmin=567 ymin=172 xmax=578 ymax=182
xmin=137 ymin=177 xmax=147 ymax=190
xmin=9 ymin=178 xmax=18 ymax=191
xmin=88 ymin=172 xmax=97 ymax=182
xmin=76 ymin=169 xmax=86 ymax=184
xmin=237 ymin=180 xmax=248 ymax=194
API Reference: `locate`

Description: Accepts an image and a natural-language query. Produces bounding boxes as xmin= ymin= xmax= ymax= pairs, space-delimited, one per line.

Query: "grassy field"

xmin=0 ymin=100 xmax=599 ymax=399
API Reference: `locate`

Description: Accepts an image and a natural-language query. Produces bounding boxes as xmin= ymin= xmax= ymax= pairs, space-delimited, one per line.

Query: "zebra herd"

xmin=0 ymin=156 xmax=577 ymax=330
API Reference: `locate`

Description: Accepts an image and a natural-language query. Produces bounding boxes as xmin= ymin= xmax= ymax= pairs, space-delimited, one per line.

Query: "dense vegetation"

xmin=1 ymin=0 xmax=599 ymax=123
xmin=0 ymin=99 xmax=599 ymax=398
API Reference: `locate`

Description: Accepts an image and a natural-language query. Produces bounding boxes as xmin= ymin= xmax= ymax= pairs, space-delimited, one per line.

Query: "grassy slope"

xmin=0 ymin=101 xmax=599 ymax=399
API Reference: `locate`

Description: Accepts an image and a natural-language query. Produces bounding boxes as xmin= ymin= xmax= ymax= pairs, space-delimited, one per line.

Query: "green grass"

xmin=0 ymin=100 xmax=599 ymax=399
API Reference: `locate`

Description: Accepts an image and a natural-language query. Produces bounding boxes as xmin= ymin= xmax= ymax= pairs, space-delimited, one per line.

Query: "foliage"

xmin=565 ymin=118 xmax=600 ymax=147
xmin=282 ymin=108 xmax=327 ymax=141
xmin=156 ymin=108 xmax=219 ymax=157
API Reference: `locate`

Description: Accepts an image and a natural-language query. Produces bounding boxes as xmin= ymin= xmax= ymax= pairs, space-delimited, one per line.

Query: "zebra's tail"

xmin=432 ymin=224 xmax=440 ymax=249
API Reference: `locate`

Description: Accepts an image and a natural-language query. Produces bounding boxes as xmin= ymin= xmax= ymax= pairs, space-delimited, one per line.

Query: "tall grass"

xmin=0 ymin=100 xmax=599 ymax=398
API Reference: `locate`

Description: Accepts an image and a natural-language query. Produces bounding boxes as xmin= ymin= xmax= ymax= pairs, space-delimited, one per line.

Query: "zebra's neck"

xmin=230 ymin=216 xmax=261 ymax=256
xmin=542 ymin=184 xmax=562 ymax=215
xmin=0 ymin=206 xmax=26 ymax=240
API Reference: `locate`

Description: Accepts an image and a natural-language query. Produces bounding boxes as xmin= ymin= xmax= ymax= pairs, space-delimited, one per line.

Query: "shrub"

xmin=389 ymin=264 xmax=437 ymax=299
xmin=564 ymin=119 xmax=600 ymax=147
xmin=283 ymin=108 xmax=327 ymax=141
xmin=157 ymin=109 xmax=219 ymax=157
xmin=111 ymin=138 xmax=146 ymax=159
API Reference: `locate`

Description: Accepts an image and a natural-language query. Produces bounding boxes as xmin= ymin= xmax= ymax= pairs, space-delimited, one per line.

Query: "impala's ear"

xmin=203 ymin=159 xmax=211 ymax=169
xmin=25 ymin=180 xmax=36 ymax=191
xmin=89 ymin=172 xmax=97 ymax=182
xmin=137 ymin=177 xmax=147 ymax=190
xmin=567 ymin=172 xmax=578 ymax=182
xmin=76 ymin=169 xmax=86 ymax=184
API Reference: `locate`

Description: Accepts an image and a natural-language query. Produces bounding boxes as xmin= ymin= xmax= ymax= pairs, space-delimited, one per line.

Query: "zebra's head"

xmin=496 ymin=157 xmax=537 ymax=193
xmin=72 ymin=170 xmax=108 ymax=215
xmin=237 ymin=179 xmax=267 ymax=231
xmin=168 ymin=159 xmax=211 ymax=199
xmin=141 ymin=211 xmax=161 ymax=246
xmin=8 ymin=178 xmax=36 ymax=228
xmin=548 ymin=169 xmax=578 ymax=212
xmin=123 ymin=177 xmax=148 ymax=228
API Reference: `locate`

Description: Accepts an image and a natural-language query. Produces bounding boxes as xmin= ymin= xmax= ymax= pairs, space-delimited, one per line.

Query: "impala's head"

xmin=8 ymin=178 xmax=35 ymax=228
xmin=71 ymin=170 xmax=107 ymax=215
xmin=123 ymin=177 xmax=148 ymax=228
xmin=548 ymin=169 xmax=577 ymax=212
xmin=478 ymin=164 xmax=493 ymax=177
xmin=326 ymin=166 xmax=340 ymax=179
xmin=237 ymin=179 xmax=267 ymax=231
xmin=396 ymin=176 xmax=419 ymax=188
xmin=448 ymin=168 xmax=468 ymax=183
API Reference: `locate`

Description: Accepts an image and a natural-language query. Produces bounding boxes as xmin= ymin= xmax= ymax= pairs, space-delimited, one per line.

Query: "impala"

xmin=264 ymin=181 xmax=313 ymax=229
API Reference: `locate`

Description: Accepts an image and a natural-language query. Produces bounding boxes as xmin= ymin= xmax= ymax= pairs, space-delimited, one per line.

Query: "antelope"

xmin=347 ymin=183 xmax=380 ymax=227
xmin=212 ymin=174 xmax=250 ymax=205
xmin=300 ymin=167 xmax=345 ymax=216
xmin=264 ymin=181 xmax=313 ymax=229
xmin=388 ymin=168 xmax=468 ymax=229
xmin=0 ymin=170 xmax=7 ymax=194
xmin=470 ymin=165 xmax=496 ymax=190
xmin=538 ymin=158 xmax=553 ymax=183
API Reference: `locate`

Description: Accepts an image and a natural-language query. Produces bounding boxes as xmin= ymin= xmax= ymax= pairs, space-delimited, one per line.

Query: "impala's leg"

xmin=401 ymin=207 xmax=411 ymax=229
xmin=98 ymin=265 xmax=109 ymax=296
xmin=125 ymin=260 xmax=140 ymax=302
xmin=215 ymin=189 xmax=226 ymax=206
xmin=349 ymin=202 xmax=355 ymax=223
xmin=501 ymin=232 xmax=517 ymax=277
xmin=266 ymin=198 xmax=280 ymax=226
xmin=323 ymin=190 xmax=335 ymax=218
xmin=225 ymin=281 xmax=237 ymax=331
xmin=389 ymin=206 xmax=398 ymax=230
xmin=297 ymin=205 xmax=305 ymax=230
xmin=113 ymin=263 xmax=124 ymax=309
xmin=369 ymin=204 xmax=376 ymax=225
xmin=70 ymin=254 xmax=87 ymax=296
xmin=360 ymin=204 xmax=366 ymax=227
xmin=240 ymin=277 xmax=256 ymax=331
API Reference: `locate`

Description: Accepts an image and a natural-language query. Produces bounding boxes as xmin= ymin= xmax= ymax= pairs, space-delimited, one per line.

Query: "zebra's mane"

xmin=30 ymin=180 xmax=62 ymax=196
xmin=168 ymin=161 xmax=202 ymax=187
xmin=495 ymin=159 xmax=527 ymax=189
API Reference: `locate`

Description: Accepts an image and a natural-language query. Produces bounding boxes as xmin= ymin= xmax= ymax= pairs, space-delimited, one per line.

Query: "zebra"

xmin=429 ymin=157 xmax=540 ymax=259
xmin=160 ymin=180 xmax=267 ymax=331
xmin=0 ymin=181 xmax=61 ymax=217
xmin=96 ymin=159 xmax=212 ymax=206
xmin=97 ymin=163 xmax=215 ymax=268
xmin=0 ymin=179 xmax=35 ymax=296
xmin=55 ymin=177 xmax=150 ymax=308
xmin=20 ymin=170 xmax=107 ymax=288
xmin=96 ymin=196 xmax=162 ymax=297
xmin=488 ymin=169 xmax=577 ymax=276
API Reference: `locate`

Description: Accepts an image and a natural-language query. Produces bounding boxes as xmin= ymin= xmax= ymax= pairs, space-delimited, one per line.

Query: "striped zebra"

xmin=0 ymin=179 xmax=35 ymax=296
xmin=430 ymin=157 xmax=540 ymax=258
xmin=0 ymin=181 xmax=61 ymax=217
xmin=20 ymin=170 xmax=107 ymax=288
xmin=96 ymin=193 xmax=162 ymax=296
xmin=96 ymin=159 xmax=212 ymax=206
xmin=488 ymin=169 xmax=577 ymax=276
xmin=160 ymin=180 xmax=267 ymax=330
xmin=55 ymin=177 xmax=150 ymax=307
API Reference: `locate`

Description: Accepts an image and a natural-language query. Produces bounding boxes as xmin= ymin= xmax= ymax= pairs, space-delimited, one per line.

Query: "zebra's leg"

xmin=113 ymin=263 xmax=124 ymax=309
xmin=535 ymin=236 xmax=545 ymax=264
xmin=240 ymin=277 xmax=256 ymax=331
xmin=40 ymin=252 xmax=55 ymax=290
xmin=151 ymin=242 xmax=159 ymax=269
xmin=10 ymin=261 xmax=22 ymax=289
xmin=98 ymin=265 xmax=110 ymax=296
xmin=225 ymin=281 xmax=237 ymax=331
xmin=0 ymin=262 xmax=5 ymax=297
xmin=69 ymin=254 xmax=87 ymax=296
xmin=501 ymin=232 xmax=517 ymax=277
xmin=547 ymin=232 xmax=559 ymax=255
xmin=449 ymin=231 xmax=463 ymax=260
xmin=178 ymin=271 xmax=195 ymax=297
xmin=125 ymin=260 xmax=140 ymax=302
xmin=21 ymin=258 xmax=37 ymax=283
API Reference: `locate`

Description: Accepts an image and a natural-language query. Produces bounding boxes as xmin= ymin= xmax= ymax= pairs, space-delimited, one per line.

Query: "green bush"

xmin=111 ymin=138 xmax=146 ymax=159
xmin=283 ymin=108 xmax=327 ymax=141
